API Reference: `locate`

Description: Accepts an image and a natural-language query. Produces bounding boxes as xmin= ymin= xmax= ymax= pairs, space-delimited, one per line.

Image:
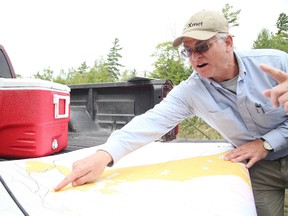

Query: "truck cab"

xmin=0 ymin=44 xmax=16 ymax=78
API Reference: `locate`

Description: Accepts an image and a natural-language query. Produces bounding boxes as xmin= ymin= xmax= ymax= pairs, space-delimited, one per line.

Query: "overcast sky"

xmin=1 ymin=0 xmax=287 ymax=78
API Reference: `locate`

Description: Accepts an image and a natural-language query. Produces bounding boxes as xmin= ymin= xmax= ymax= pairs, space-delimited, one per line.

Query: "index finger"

xmin=260 ymin=64 xmax=288 ymax=84
xmin=54 ymin=173 xmax=76 ymax=191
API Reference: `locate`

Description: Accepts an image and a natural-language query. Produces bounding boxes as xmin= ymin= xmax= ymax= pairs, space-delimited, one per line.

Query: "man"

xmin=55 ymin=10 xmax=288 ymax=215
xmin=261 ymin=64 xmax=288 ymax=112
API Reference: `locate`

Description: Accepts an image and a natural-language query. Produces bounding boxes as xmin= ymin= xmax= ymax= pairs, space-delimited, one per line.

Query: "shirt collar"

xmin=233 ymin=50 xmax=246 ymax=80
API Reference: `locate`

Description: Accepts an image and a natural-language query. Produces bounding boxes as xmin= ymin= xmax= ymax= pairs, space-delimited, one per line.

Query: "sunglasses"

xmin=181 ymin=39 xmax=218 ymax=58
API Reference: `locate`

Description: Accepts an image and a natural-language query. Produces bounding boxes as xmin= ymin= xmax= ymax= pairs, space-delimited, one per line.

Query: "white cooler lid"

xmin=0 ymin=78 xmax=70 ymax=92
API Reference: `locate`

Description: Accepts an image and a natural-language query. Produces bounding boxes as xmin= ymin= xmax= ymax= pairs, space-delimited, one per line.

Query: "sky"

xmin=1 ymin=0 xmax=287 ymax=78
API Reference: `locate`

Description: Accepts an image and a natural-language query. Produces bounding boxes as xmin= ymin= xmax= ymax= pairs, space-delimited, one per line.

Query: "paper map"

xmin=0 ymin=142 xmax=257 ymax=216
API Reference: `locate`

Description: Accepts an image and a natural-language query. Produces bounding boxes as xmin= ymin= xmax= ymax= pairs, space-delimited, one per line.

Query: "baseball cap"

xmin=173 ymin=10 xmax=229 ymax=47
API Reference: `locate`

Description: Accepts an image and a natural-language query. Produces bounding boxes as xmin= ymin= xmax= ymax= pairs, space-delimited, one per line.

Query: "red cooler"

xmin=0 ymin=78 xmax=70 ymax=158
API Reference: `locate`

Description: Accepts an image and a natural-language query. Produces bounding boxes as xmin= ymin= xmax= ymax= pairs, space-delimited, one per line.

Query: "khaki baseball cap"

xmin=173 ymin=10 xmax=229 ymax=47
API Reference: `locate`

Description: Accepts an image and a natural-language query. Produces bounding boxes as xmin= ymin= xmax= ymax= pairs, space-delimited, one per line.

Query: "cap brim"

xmin=172 ymin=31 xmax=218 ymax=47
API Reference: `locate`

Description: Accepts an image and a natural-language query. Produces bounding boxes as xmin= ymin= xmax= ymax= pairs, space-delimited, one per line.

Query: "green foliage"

xmin=221 ymin=3 xmax=241 ymax=29
xmin=253 ymin=14 xmax=288 ymax=53
xmin=86 ymin=59 xmax=114 ymax=83
xmin=120 ymin=69 xmax=137 ymax=81
xmin=105 ymin=38 xmax=124 ymax=81
xmin=178 ymin=117 xmax=223 ymax=140
xmin=253 ymin=29 xmax=275 ymax=48
xmin=60 ymin=58 xmax=114 ymax=84
xmin=53 ymin=69 xmax=69 ymax=84
xmin=33 ymin=68 xmax=54 ymax=81
xmin=41 ymin=58 xmax=115 ymax=85
xmin=150 ymin=41 xmax=192 ymax=85
xmin=253 ymin=30 xmax=288 ymax=53
xmin=33 ymin=38 xmax=127 ymax=84
xmin=276 ymin=13 xmax=288 ymax=34
xmin=77 ymin=62 xmax=90 ymax=74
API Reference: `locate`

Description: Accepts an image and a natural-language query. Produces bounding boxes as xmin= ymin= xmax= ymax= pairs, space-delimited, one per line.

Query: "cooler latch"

xmin=53 ymin=94 xmax=70 ymax=119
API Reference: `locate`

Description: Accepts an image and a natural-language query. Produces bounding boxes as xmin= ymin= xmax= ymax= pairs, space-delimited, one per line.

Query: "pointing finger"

xmin=54 ymin=172 xmax=79 ymax=191
xmin=260 ymin=64 xmax=288 ymax=83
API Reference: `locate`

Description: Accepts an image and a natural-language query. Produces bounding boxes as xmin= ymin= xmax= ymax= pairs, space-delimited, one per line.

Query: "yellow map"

xmin=26 ymin=151 xmax=250 ymax=194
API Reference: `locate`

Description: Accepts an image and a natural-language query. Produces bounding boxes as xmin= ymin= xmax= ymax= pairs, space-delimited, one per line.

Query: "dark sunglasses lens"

xmin=196 ymin=44 xmax=209 ymax=53
xmin=181 ymin=43 xmax=209 ymax=58
xmin=181 ymin=49 xmax=191 ymax=58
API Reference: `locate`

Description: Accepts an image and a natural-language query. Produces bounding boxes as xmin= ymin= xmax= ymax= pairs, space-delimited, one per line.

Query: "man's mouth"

xmin=197 ymin=63 xmax=208 ymax=68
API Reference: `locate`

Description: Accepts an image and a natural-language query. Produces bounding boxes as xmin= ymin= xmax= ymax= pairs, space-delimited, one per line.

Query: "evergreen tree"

xmin=276 ymin=13 xmax=288 ymax=35
xmin=221 ymin=3 xmax=241 ymax=29
xmin=77 ymin=62 xmax=89 ymax=74
xmin=253 ymin=29 xmax=275 ymax=49
xmin=106 ymin=38 xmax=124 ymax=81
xmin=253 ymin=13 xmax=288 ymax=53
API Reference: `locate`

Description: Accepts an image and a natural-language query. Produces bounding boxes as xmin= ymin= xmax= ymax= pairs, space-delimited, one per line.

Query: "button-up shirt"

xmin=102 ymin=49 xmax=288 ymax=164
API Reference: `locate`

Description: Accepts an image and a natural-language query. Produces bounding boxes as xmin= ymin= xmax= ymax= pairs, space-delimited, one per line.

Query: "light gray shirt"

xmin=101 ymin=49 xmax=288 ymax=164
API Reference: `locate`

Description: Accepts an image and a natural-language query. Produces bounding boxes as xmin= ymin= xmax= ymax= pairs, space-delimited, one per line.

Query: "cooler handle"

xmin=53 ymin=94 xmax=70 ymax=119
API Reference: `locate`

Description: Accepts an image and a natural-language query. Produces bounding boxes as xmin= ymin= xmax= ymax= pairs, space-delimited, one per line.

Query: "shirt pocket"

xmin=247 ymin=100 xmax=286 ymax=128
xmin=206 ymin=107 xmax=249 ymax=144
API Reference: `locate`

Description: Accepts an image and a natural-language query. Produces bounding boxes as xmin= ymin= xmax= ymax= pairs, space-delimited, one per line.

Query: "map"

xmin=0 ymin=142 xmax=257 ymax=216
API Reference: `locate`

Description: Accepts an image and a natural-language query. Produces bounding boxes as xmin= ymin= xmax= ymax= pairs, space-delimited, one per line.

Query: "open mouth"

xmin=197 ymin=63 xmax=208 ymax=68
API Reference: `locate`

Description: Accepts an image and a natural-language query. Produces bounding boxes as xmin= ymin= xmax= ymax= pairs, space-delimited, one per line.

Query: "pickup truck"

xmin=0 ymin=44 xmax=177 ymax=159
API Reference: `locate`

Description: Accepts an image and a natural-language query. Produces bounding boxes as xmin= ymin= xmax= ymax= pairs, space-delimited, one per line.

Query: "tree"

xmin=120 ymin=69 xmax=137 ymax=81
xmin=253 ymin=13 xmax=288 ymax=53
xmin=63 ymin=58 xmax=113 ymax=84
xmin=253 ymin=29 xmax=275 ymax=49
xmin=86 ymin=58 xmax=113 ymax=83
xmin=106 ymin=38 xmax=124 ymax=81
xmin=33 ymin=68 xmax=54 ymax=81
xmin=221 ymin=3 xmax=241 ymax=29
xmin=150 ymin=41 xmax=191 ymax=85
xmin=76 ymin=62 xmax=89 ymax=74
xmin=54 ymin=69 xmax=68 ymax=85
xmin=276 ymin=13 xmax=288 ymax=35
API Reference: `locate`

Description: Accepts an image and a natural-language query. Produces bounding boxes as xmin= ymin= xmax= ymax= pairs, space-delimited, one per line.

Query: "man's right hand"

xmin=54 ymin=150 xmax=112 ymax=191
xmin=261 ymin=64 xmax=288 ymax=112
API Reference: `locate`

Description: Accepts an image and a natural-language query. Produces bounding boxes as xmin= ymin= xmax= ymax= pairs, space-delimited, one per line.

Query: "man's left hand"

xmin=223 ymin=139 xmax=269 ymax=168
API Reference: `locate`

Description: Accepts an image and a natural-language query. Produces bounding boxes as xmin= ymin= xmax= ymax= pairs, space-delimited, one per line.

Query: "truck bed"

xmin=66 ymin=130 xmax=112 ymax=152
xmin=0 ymin=78 xmax=178 ymax=160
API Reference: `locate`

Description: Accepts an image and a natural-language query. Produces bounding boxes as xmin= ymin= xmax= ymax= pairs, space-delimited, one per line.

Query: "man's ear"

xmin=225 ymin=35 xmax=233 ymax=51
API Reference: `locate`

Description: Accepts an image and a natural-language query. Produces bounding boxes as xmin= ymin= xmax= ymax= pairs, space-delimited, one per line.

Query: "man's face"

xmin=182 ymin=36 xmax=233 ymax=82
